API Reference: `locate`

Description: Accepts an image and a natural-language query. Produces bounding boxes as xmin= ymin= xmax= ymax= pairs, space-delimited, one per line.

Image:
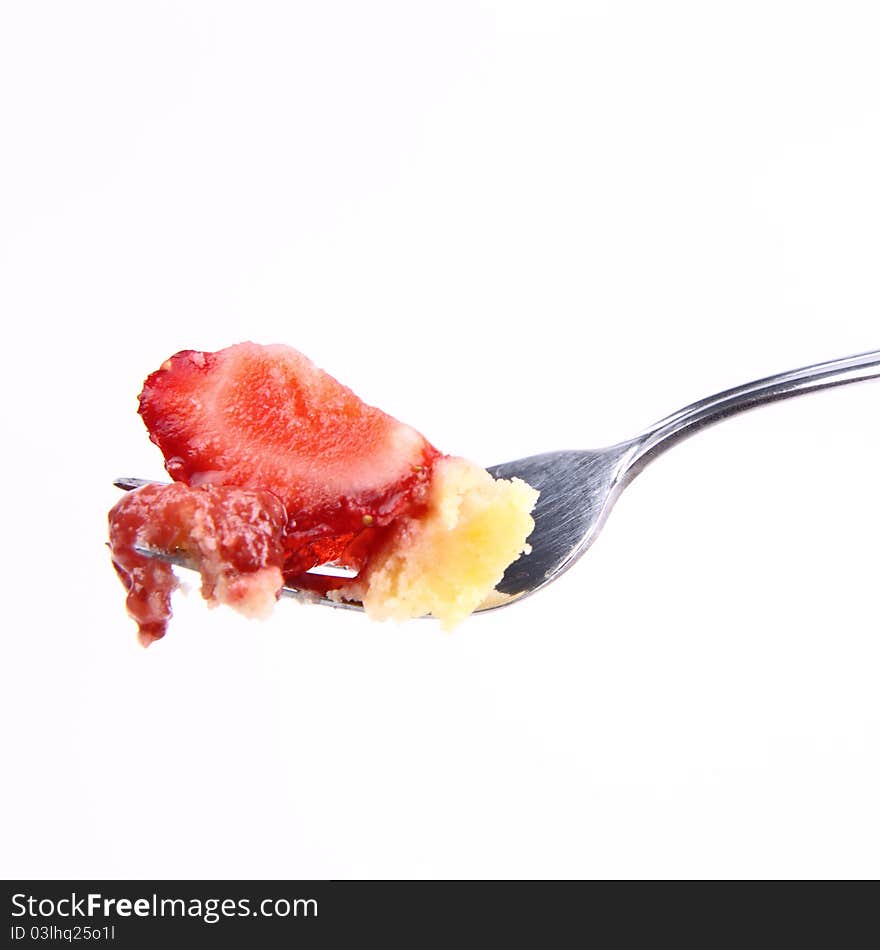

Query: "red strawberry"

xmin=138 ymin=343 xmax=441 ymax=573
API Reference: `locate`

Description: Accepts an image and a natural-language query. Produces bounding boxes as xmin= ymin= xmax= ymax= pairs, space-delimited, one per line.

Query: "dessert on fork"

xmin=109 ymin=342 xmax=538 ymax=644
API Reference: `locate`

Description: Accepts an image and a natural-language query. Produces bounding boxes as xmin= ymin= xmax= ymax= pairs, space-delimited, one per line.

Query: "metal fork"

xmin=115 ymin=349 xmax=880 ymax=612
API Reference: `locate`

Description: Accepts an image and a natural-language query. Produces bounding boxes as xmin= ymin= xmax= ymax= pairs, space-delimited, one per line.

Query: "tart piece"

xmin=109 ymin=342 xmax=538 ymax=642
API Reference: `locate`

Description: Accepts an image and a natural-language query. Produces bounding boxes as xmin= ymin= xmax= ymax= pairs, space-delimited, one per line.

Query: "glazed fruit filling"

xmin=110 ymin=482 xmax=288 ymax=646
xmin=108 ymin=342 xmax=538 ymax=643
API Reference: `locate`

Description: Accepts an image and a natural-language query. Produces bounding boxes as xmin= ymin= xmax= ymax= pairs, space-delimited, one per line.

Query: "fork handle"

xmin=628 ymin=348 xmax=880 ymax=471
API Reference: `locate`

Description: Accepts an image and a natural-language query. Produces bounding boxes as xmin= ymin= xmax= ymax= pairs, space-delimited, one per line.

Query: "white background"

xmin=1 ymin=1 xmax=878 ymax=880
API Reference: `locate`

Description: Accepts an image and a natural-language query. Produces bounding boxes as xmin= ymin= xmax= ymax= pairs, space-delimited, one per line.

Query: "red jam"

xmin=109 ymin=483 xmax=288 ymax=646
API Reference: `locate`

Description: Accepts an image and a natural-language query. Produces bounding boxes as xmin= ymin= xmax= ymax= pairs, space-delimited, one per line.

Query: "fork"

xmin=115 ymin=349 xmax=880 ymax=612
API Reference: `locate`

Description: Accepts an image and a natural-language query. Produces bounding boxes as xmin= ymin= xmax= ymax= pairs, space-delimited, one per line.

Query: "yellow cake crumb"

xmin=332 ymin=457 xmax=539 ymax=629
xmin=212 ymin=566 xmax=285 ymax=619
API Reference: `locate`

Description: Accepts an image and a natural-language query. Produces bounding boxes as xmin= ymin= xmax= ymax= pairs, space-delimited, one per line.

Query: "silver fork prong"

xmin=131 ymin=544 xmax=364 ymax=610
xmin=114 ymin=476 xmax=160 ymax=491
xmin=132 ymin=544 xmax=192 ymax=570
xmin=132 ymin=542 xmax=357 ymax=580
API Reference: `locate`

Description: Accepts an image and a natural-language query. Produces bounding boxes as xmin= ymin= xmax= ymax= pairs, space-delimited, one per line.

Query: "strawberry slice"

xmin=138 ymin=343 xmax=441 ymax=573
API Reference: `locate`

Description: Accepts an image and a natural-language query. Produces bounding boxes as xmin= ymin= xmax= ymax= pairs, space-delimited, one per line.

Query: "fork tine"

xmin=131 ymin=544 xmax=364 ymax=610
xmin=114 ymin=476 xmax=160 ymax=491
xmin=132 ymin=541 xmax=356 ymax=579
